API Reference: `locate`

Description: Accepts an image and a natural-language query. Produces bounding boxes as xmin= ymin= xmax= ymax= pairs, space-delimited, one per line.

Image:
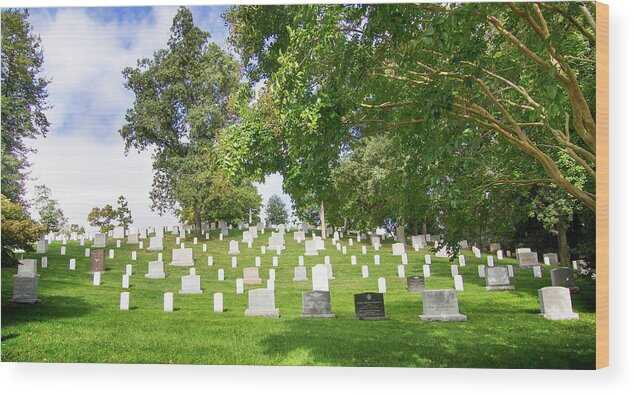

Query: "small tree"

xmin=115 ymin=195 xmax=133 ymax=230
xmin=33 ymin=184 xmax=67 ymax=233
xmin=265 ymin=194 xmax=288 ymax=225
xmin=1 ymin=194 xmax=46 ymax=266
xmin=70 ymin=224 xmax=85 ymax=235
xmin=87 ymin=204 xmax=116 ymax=233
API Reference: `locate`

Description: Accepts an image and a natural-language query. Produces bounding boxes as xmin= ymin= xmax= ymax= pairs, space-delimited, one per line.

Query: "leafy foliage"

xmin=1 ymin=194 xmax=45 ymax=266
xmin=115 ymin=195 xmax=133 ymax=229
xmin=1 ymin=9 xmax=50 ymax=204
xmin=87 ymin=204 xmax=116 ymax=233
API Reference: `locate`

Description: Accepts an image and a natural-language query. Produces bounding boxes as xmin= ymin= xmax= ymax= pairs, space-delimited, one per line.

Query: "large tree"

xmin=120 ymin=7 xmax=241 ymax=236
xmin=1 ymin=9 xmax=50 ymax=204
xmin=224 ymin=2 xmax=596 ymax=214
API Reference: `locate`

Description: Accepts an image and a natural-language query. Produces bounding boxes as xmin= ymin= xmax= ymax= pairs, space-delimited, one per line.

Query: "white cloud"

xmin=22 ymin=6 xmax=290 ymax=230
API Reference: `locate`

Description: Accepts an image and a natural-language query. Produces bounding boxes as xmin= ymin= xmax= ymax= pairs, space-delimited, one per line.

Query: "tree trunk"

xmin=343 ymin=217 xmax=348 ymax=235
xmin=556 ymin=219 xmax=572 ymax=267
xmin=194 ymin=210 xmax=202 ymax=238
xmin=249 ymin=208 xmax=252 ymax=226
xmin=319 ymin=201 xmax=327 ymax=239
xmin=396 ymin=224 xmax=405 ymax=243
xmin=422 ymin=216 xmax=428 ymax=235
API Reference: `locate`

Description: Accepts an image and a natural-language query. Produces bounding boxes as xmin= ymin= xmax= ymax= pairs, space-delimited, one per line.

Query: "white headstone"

xmin=122 ymin=274 xmax=130 ymax=289
xmin=232 ymin=256 xmax=238 ymax=268
xmin=538 ymin=286 xmax=579 ymax=320
xmin=378 ymin=277 xmax=387 ymax=293
xmin=146 ymin=236 xmax=164 ymax=251
xmin=362 ymin=246 xmax=367 ymax=255
xmin=179 ymin=274 xmax=202 ymax=294
xmin=145 ymin=261 xmax=166 ymax=279
xmin=298 ymin=256 xmax=304 ymax=266
xmin=116 ymin=240 xmax=121 ymax=248
xmin=392 ymin=243 xmax=405 ymax=256
xmin=533 ymin=266 xmax=543 ymax=278
xmin=478 ymin=265 xmax=486 ymax=278
xmin=397 ymin=265 xmax=405 ymax=278
xmin=454 ymin=275 xmax=464 ymax=291
xmin=41 ymin=257 xmax=47 ymax=268
xmin=228 ymin=240 xmax=240 ymax=255
xmin=374 ymin=255 xmax=380 ymax=265
xmin=423 ymin=265 xmax=431 ymax=278
xmin=69 ymin=258 xmax=76 ymax=270
xmin=507 ymin=265 xmax=515 ymax=277
xmin=361 ymin=265 xmax=369 ymax=278
xmin=487 ymin=255 xmax=494 ymax=267
xmin=120 ymin=292 xmax=130 ymax=311
xmin=213 ymin=293 xmax=223 ymax=313
xmin=497 ymin=250 xmax=504 ymax=260
xmin=312 ymin=264 xmax=330 ymax=291
xmin=293 ymin=266 xmax=308 ymax=281
xmin=217 ymin=269 xmax=225 ymax=281
xmin=208 ymin=256 xmax=214 ymax=266
xmin=85 ymin=248 xmax=90 ymax=257
xmin=424 ymin=255 xmax=432 ymax=265
xmin=458 ymin=255 xmax=466 ymax=266
xmin=108 ymin=249 xmax=114 ymax=259
xmin=60 ymin=246 xmax=66 ymax=255
xmin=93 ymin=272 xmax=101 ymax=286
xmin=131 ymin=251 xmax=137 ymax=261
xmin=163 ymin=292 xmax=173 ymax=312
xmin=170 ymin=248 xmax=194 ymax=266
xmin=236 ymin=278 xmax=244 ymax=294
xmin=544 ymin=257 xmax=551 ymax=266
xmin=451 ymin=265 xmax=459 ymax=277
xmin=304 ymin=240 xmax=318 ymax=256
xmin=351 ymin=255 xmax=357 ymax=265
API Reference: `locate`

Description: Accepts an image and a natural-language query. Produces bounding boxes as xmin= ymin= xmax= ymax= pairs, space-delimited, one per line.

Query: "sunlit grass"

xmin=1 ymin=229 xmax=595 ymax=368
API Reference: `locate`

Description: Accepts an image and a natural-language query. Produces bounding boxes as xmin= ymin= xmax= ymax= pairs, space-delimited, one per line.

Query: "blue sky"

xmin=23 ymin=5 xmax=292 ymax=230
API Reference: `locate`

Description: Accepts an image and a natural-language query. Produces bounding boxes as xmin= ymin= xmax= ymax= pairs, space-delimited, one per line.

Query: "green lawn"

xmin=1 ymin=230 xmax=596 ymax=368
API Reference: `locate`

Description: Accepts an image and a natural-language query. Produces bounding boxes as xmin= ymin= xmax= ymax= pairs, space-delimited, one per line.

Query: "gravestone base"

xmin=244 ymin=308 xmax=280 ymax=318
xmin=304 ymin=251 xmax=318 ymax=256
xmin=144 ymin=273 xmax=166 ymax=279
xmin=178 ymin=289 xmax=203 ymax=295
xmin=300 ymin=313 xmax=336 ymax=318
xmin=418 ymin=313 xmax=467 ymax=322
xmin=170 ymin=260 xmax=194 ymax=267
xmin=485 ymin=285 xmax=515 ymax=291
xmin=267 ymin=246 xmax=286 ymax=251
xmin=355 ymin=315 xmax=390 ymax=321
xmin=243 ymin=279 xmax=262 ymax=285
xmin=540 ymin=312 xmax=579 ymax=321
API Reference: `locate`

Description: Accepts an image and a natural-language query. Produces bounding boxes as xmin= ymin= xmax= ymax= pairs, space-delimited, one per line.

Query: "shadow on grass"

xmin=257 ymin=313 xmax=596 ymax=369
xmin=1 ymin=295 xmax=94 ymax=328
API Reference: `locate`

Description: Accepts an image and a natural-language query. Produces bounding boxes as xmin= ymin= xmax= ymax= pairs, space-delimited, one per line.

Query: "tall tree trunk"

xmin=556 ymin=219 xmax=572 ymax=267
xmin=249 ymin=208 xmax=252 ymax=225
xmin=343 ymin=217 xmax=348 ymax=235
xmin=396 ymin=224 xmax=405 ymax=243
xmin=422 ymin=216 xmax=428 ymax=235
xmin=319 ymin=201 xmax=327 ymax=239
xmin=194 ymin=210 xmax=202 ymax=238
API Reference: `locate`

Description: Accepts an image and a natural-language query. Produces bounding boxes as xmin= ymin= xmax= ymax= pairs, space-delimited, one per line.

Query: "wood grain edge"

xmin=596 ymin=1 xmax=609 ymax=370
